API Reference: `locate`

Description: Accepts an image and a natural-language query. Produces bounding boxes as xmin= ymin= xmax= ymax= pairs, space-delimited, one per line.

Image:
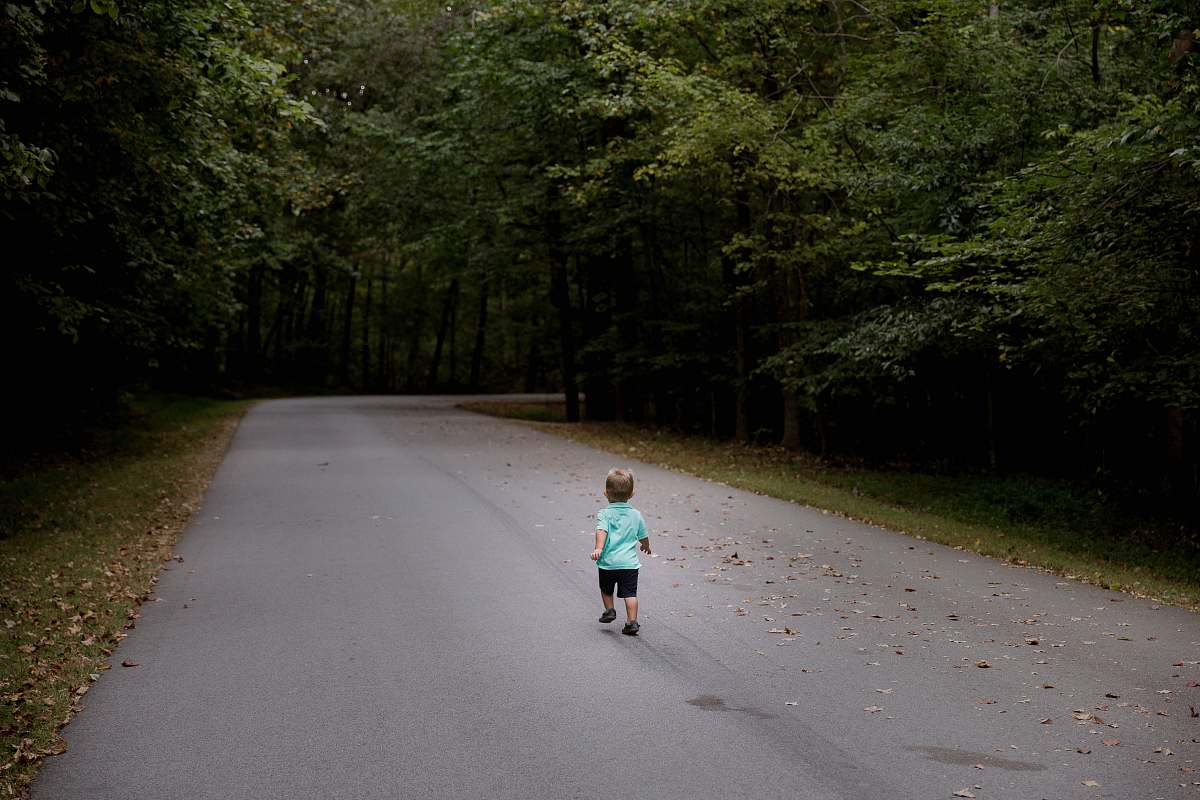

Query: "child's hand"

xmin=590 ymin=548 xmax=602 ymax=561
xmin=639 ymin=539 xmax=652 ymax=555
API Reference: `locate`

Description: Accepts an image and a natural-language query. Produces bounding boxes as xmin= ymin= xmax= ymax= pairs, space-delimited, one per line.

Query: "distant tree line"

xmin=3 ymin=1 xmax=1197 ymax=508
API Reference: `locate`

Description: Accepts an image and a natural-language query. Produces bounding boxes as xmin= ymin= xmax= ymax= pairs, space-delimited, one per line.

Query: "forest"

xmin=3 ymin=0 xmax=1197 ymax=514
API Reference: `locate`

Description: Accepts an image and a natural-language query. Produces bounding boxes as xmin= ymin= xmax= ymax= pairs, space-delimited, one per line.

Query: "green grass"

xmin=462 ymin=402 xmax=1200 ymax=609
xmin=0 ymin=395 xmax=251 ymax=798
xmin=458 ymin=399 xmax=578 ymax=423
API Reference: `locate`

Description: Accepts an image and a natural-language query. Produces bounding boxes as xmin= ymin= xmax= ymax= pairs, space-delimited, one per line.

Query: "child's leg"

xmin=598 ymin=569 xmax=616 ymax=611
xmin=624 ymin=596 xmax=638 ymax=623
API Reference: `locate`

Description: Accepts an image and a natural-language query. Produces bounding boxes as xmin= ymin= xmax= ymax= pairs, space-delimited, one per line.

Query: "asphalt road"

xmin=34 ymin=396 xmax=1199 ymax=800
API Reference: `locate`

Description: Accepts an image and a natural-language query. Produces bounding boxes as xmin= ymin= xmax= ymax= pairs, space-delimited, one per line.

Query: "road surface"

xmin=35 ymin=396 xmax=1199 ymax=799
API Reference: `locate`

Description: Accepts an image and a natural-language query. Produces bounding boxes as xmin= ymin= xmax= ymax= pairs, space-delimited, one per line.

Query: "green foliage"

xmin=4 ymin=0 xmax=1197 ymax=498
xmin=1 ymin=0 xmax=323 ymax=419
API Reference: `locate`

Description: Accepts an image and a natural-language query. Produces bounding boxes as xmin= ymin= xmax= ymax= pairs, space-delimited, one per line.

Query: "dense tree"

xmin=1 ymin=0 xmax=320 ymax=430
xmin=3 ymin=0 xmax=1196 ymax=508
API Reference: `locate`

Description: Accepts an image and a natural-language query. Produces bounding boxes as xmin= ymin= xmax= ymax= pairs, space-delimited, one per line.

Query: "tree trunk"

xmin=245 ymin=262 xmax=264 ymax=378
xmin=427 ymin=278 xmax=459 ymax=391
xmin=1090 ymin=23 xmax=1102 ymax=85
xmin=547 ymin=217 xmax=580 ymax=421
xmin=405 ymin=256 xmax=425 ymax=391
xmin=728 ymin=185 xmax=753 ymax=442
xmin=985 ymin=368 xmax=998 ymax=469
xmin=1166 ymin=406 xmax=1185 ymax=494
xmin=815 ymin=407 xmax=832 ymax=457
xmin=448 ymin=279 xmax=459 ymax=387
xmin=263 ymin=280 xmax=286 ymax=371
xmin=340 ymin=273 xmax=356 ymax=386
xmin=377 ymin=268 xmax=388 ymax=390
xmin=280 ymin=272 xmax=306 ymax=372
xmin=469 ymin=273 xmax=489 ymax=389
xmin=307 ymin=265 xmax=327 ymax=341
xmin=361 ymin=276 xmax=372 ymax=389
xmin=775 ymin=252 xmax=808 ymax=452
xmin=550 ymin=260 xmax=580 ymax=420
xmin=579 ymin=253 xmax=614 ymax=421
xmin=781 ymin=391 xmax=802 ymax=450
xmin=524 ymin=325 xmax=539 ymax=393
xmin=612 ymin=234 xmax=637 ymax=422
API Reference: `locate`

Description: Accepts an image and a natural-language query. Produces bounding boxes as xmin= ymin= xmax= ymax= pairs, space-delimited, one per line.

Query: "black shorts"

xmin=598 ymin=568 xmax=639 ymax=598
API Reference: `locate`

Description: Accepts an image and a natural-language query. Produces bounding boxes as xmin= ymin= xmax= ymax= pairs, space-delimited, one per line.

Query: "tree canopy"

xmin=3 ymin=0 xmax=1197 ymax=506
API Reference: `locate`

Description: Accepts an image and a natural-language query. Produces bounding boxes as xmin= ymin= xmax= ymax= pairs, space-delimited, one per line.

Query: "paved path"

xmin=35 ymin=396 xmax=1199 ymax=799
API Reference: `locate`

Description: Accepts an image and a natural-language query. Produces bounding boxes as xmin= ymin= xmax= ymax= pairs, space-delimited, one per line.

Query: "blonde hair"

xmin=605 ymin=468 xmax=635 ymax=501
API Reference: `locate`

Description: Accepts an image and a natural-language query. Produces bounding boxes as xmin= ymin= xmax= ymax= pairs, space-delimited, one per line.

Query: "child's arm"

xmin=590 ymin=528 xmax=606 ymax=561
xmin=639 ymin=535 xmax=652 ymax=555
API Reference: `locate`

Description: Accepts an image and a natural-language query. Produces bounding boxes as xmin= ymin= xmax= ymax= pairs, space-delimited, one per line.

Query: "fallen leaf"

xmin=1040 ymin=718 xmax=1053 ymax=724
xmin=120 ymin=660 xmax=138 ymax=668
xmin=1105 ymin=692 xmax=1120 ymax=699
xmin=953 ymin=791 xmax=976 ymax=798
xmin=975 ymin=660 xmax=991 ymax=669
xmin=1077 ymin=747 xmax=1091 ymax=754
xmin=864 ymin=705 xmax=883 ymax=713
xmin=1081 ymin=779 xmax=1100 ymax=787
xmin=1102 ymin=739 xmax=1120 ymax=746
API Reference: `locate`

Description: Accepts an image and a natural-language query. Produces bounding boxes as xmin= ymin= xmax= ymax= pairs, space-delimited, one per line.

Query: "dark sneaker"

xmin=598 ymin=608 xmax=617 ymax=623
xmin=621 ymin=621 xmax=640 ymax=636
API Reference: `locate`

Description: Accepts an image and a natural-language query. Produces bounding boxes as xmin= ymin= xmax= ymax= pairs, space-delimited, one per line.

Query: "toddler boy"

xmin=590 ymin=467 xmax=651 ymax=635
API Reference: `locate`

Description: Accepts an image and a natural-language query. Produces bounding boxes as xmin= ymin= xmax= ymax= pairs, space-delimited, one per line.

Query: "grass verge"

xmin=462 ymin=400 xmax=1200 ymax=609
xmin=458 ymin=399 xmax=581 ymax=424
xmin=0 ymin=395 xmax=251 ymax=797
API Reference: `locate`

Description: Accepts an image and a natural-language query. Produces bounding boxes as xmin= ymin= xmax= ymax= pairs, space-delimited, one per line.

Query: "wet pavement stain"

xmin=686 ymin=695 xmax=775 ymax=720
xmin=907 ymin=746 xmax=1045 ymax=772
xmin=686 ymin=695 xmax=727 ymax=711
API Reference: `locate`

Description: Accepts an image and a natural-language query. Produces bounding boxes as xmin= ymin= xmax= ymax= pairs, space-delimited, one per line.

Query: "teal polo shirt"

xmin=595 ymin=502 xmax=648 ymax=570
